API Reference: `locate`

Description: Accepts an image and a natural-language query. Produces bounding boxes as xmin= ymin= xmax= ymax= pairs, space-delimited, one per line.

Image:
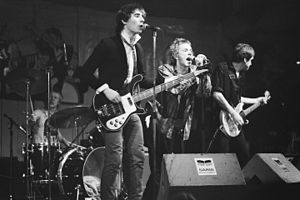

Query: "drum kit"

xmin=5 ymin=68 xmax=112 ymax=200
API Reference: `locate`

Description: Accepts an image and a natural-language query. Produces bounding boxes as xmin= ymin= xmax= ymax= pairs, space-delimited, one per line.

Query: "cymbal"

xmin=5 ymin=68 xmax=47 ymax=97
xmin=49 ymin=105 xmax=96 ymax=129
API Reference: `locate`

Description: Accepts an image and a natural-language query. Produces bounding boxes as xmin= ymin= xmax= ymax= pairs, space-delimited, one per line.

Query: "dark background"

xmin=1 ymin=0 xmax=300 ymax=199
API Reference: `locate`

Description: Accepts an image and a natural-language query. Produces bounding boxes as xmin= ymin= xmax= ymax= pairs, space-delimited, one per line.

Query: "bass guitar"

xmin=219 ymin=90 xmax=271 ymax=137
xmin=93 ymin=69 xmax=208 ymax=131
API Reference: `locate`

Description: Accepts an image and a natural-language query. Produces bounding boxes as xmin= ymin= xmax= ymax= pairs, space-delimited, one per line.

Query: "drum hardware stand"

xmin=75 ymin=184 xmax=81 ymax=200
xmin=117 ymin=176 xmax=128 ymax=200
xmin=74 ymin=116 xmax=80 ymax=144
xmin=56 ymin=122 xmax=89 ymax=165
xmin=69 ymin=120 xmax=89 ymax=149
xmin=25 ymin=79 xmax=34 ymax=200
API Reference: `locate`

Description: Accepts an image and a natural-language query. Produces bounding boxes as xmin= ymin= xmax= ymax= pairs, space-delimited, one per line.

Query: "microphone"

xmin=143 ymin=23 xmax=161 ymax=31
xmin=63 ymin=43 xmax=68 ymax=66
xmin=187 ymin=55 xmax=210 ymax=66
xmin=187 ymin=56 xmax=212 ymax=73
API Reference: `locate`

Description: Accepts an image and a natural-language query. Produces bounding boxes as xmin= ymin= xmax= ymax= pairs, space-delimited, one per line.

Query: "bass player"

xmin=82 ymin=3 xmax=153 ymax=200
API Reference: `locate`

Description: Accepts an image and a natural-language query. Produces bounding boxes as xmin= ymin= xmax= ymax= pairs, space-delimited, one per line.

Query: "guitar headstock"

xmin=193 ymin=69 xmax=208 ymax=76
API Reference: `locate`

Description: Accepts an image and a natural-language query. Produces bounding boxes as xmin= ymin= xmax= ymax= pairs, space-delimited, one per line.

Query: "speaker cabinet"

xmin=243 ymin=153 xmax=300 ymax=184
xmin=157 ymin=153 xmax=246 ymax=200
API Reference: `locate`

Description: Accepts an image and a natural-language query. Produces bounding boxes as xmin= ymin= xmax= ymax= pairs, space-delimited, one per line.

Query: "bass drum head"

xmin=57 ymin=147 xmax=105 ymax=199
xmin=82 ymin=147 xmax=105 ymax=198
xmin=57 ymin=148 xmax=85 ymax=197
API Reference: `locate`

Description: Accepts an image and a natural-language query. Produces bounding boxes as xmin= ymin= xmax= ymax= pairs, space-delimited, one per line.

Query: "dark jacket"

xmin=83 ymin=35 xmax=148 ymax=91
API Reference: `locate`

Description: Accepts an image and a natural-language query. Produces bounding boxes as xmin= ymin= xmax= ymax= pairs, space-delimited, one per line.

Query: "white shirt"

xmin=96 ymin=31 xmax=141 ymax=94
xmin=121 ymin=30 xmax=141 ymax=84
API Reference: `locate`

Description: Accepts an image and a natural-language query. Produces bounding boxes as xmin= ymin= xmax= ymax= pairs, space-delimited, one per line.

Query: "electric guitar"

xmin=219 ymin=90 xmax=271 ymax=137
xmin=93 ymin=69 xmax=208 ymax=131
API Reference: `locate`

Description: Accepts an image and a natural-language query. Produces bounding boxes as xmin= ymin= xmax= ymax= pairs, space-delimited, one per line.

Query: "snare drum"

xmin=57 ymin=147 xmax=105 ymax=199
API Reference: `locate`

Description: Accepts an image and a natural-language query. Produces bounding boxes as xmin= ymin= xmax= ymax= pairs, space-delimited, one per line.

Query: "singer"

xmin=142 ymin=38 xmax=212 ymax=200
xmin=82 ymin=3 xmax=152 ymax=200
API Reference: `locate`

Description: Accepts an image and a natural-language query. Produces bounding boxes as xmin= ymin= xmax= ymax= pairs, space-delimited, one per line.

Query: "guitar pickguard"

xmin=220 ymin=111 xmax=240 ymax=137
xmin=104 ymin=93 xmax=137 ymax=130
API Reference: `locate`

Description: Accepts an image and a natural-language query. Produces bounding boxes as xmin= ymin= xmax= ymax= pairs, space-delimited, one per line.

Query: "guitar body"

xmin=219 ymin=90 xmax=271 ymax=138
xmin=219 ymin=103 xmax=243 ymax=137
xmin=93 ymin=74 xmax=145 ymax=131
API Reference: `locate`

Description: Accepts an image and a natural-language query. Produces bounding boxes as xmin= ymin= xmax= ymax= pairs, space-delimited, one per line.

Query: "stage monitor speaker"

xmin=157 ymin=153 xmax=246 ymax=200
xmin=243 ymin=153 xmax=300 ymax=184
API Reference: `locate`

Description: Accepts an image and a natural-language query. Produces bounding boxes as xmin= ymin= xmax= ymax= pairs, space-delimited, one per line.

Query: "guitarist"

xmin=82 ymin=3 xmax=152 ymax=200
xmin=210 ymin=43 xmax=268 ymax=167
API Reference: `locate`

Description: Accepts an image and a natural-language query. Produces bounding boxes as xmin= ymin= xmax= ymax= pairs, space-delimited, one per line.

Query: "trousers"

xmin=101 ymin=114 xmax=145 ymax=200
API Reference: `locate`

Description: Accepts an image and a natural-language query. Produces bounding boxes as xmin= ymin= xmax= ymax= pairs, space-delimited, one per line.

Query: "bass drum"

xmin=57 ymin=147 xmax=105 ymax=199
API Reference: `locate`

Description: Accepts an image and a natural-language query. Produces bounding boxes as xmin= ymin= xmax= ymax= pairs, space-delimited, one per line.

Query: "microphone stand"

xmin=46 ymin=67 xmax=52 ymax=200
xmin=200 ymin=77 xmax=206 ymax=152
xmin=150 ymin=29 xmax=158 ymax=200
xmin=3 ymin=114 xmax=27 ymax=200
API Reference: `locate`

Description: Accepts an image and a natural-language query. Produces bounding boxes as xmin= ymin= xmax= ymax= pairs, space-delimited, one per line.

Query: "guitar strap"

xmin=222 ymin=63 xmax=242 ymax=105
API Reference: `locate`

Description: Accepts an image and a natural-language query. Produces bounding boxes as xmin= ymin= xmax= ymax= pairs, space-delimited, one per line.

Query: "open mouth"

xmin=186 ymin=57 xmax=193 ymax=62
xmin=139 ymin=24 xmax=145 ymax=30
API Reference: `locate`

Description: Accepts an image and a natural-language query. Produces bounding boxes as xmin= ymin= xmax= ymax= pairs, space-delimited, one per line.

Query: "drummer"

xmin=30 ymin=89 xmax=71 ymax=147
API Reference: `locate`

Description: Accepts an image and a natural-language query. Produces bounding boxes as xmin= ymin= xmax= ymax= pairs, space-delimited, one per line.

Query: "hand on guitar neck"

xmin=257 ymin=90 xmax=271 ymax=105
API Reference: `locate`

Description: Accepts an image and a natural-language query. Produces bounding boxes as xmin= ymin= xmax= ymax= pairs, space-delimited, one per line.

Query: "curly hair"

xmin=115 ymin=3 xmax=146 ymax=34
xmin=232 ymin=43 xmax=255 ymax=63
xmin=168 ymin=38 xmax=192 ymax=66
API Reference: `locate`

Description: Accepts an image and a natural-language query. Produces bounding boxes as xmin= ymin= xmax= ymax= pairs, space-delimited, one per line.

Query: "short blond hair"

xmin=169 ymin=38 xmax=192 ymax=66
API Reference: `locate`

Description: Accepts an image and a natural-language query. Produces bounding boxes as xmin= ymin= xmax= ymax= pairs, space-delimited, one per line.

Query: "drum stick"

xmin=29 ymin=95 xmax=34 ymax=113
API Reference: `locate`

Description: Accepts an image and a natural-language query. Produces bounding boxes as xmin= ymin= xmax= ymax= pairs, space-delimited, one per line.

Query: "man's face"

xmin=244 ymin=56 xmax=254 ymax=71
xmin=175 ymin=43 xmax=194 ymax=68
xmin=123 ymin=9 xmax=146 ymax=35
xmin=50 ymin=92 xmax=61 ymax=107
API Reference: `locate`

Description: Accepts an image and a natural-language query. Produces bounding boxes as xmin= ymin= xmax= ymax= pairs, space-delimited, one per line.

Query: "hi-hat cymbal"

xmin=49 ymin=105 xmax=96 ymax=129
xmin=5 ymin=68 xmax=47 ymax=97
